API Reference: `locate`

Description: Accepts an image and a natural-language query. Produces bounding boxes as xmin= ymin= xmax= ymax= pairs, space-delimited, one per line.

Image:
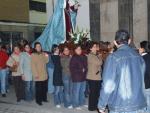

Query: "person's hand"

xmin=83 ymin=68 xmax=85 ymax=72
xmin=14 ymin=61 xmax=19 ymax=66
xmin=35 ymin=76 xmax=39 ymax=79
xmin=74 ymin=3 xmax=80 ymax=9
xmin=22 ymin=75 xmax=25 ymax=81
xmin=44 ymin=53 xmax=48 ymax=57
xmin=113 ymin=40 xmax=118 ymax=48
xmin=45 ymin=75 xmax=48 ymax=80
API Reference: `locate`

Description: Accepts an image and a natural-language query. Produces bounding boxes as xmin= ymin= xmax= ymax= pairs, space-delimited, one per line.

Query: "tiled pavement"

xmin=0 ymin=86 xmax=96 ymax=113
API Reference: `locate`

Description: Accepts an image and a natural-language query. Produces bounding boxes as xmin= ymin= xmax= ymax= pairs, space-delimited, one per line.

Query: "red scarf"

xmin=27 ymin=51 xmax=32 ymax=55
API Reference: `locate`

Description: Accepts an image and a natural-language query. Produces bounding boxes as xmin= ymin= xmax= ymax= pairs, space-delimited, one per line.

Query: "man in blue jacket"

xmin=98 ymin=30 xmax=147 ymax=113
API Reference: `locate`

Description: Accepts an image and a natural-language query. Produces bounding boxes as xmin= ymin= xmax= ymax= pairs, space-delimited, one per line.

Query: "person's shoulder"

xmin=72 ymin=55 xmax=76 ymax=58
xmin=31 ymin=53 xmax=37 ymax=57
xmin=87 ymin=53 xmax=92 ymax=57
xmin=108 ymin=52 xmax=117 ymax=59
xmin=52 ymin=55 xmax=60 ymax=59
xmin=81 ymin=54 xmax=87 ymax=57
xmin=143 ymin=53 xmax=150 ymax=59
xmin=71 ymin=55 xmax=77 ymax=60
xmin=104 ymin=52 xmax=119 ymax=63
xmin=82 ymin=55 xmax=87 ymax=60
xmin=11 ymin=53 xmax=16 ymax=57
xmin=145 ymin=53 xmax=150 ymax=57
xmin=20 ymin=52 xmax=27 ymax=56
xmin=87 ymin=54 xmax=92 ymax=60
xmin=0 ymin=50 xmax=4 ymax=54
xmin=31 ymin=53 xmax=35 ymax=55
xmin=0 ymin=51 xmax=7 ymax=55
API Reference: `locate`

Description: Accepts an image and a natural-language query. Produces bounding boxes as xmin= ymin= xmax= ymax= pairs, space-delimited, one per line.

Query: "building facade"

xmin=0 ymin=0 xmax=47 ymax=46
xmin=0 ymin=0 xmax=149 ymax=47
xmin=46 ymin=0 xmax=150 ymax=47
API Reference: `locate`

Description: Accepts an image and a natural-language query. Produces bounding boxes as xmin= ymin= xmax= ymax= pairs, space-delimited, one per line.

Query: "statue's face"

xmin=68 ymin=0 xmax=75 ymax=6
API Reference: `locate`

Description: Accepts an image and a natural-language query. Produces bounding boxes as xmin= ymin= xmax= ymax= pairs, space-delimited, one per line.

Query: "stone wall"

xmin=100 ymin=0 xmax=118 ymax=42
xmin=89 ymin=0 xmax=101 ymax=41
xmin=0 ymin=0 xmax=29 ymax=22
xmin=133 ymin=0 xmax=148 ymax=46
xmin=89 ymin=0 xmax=148 ymax=46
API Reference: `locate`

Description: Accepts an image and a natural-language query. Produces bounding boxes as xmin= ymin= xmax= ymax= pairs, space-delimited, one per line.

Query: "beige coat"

xmin=31 ymin=53 xmax=49 ymax=81
xmin=7 ymin=53 xmax=22 ymax=76
xmin=87 ymin=53 xmax=103 ymax=80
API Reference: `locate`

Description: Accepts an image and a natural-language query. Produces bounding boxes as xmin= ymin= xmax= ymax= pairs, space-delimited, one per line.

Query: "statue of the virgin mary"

xmin=33 ymin=0 xmax=80 ymax=51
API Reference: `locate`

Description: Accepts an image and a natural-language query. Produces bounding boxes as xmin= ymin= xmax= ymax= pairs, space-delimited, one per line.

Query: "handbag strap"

xmin=10 ymin=55 xmax=17 ymax=63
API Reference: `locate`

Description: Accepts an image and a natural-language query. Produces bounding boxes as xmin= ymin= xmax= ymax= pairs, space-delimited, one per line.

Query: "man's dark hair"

xmin=24 ymin=43 xmax=30 ymax=48
xmin=140 ymin=41 xmax=150 ymax=53
xmin=115 ymin=29 xmax=130 ymax=45
xmin=74 ymin=44 xmax=82 ymax=51
xmin=51 ymin=44 xmax=59 ymax=53
xmin=33 ymin=42 xmax=42 ymax=53
xmin=13 ymin=44 xmax=21 ymax=51
xmin=1 ymin=45 xmax=7 ymax=50
xmin=88 ymin=41 xmax=97 ymax=50
xmin=34 ymin=42 xmax=41 ymax=49
xmin=62 ymin=45 xmax=70 ymax=52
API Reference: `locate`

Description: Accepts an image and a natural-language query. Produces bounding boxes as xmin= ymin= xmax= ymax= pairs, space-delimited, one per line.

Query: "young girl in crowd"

xmin=70 ymin=44 xmax=87 ymax=110
xmin=61 ymin=46 xmax=72 ymax=109
xmin=51 ymin=45 xmax=63 ymax=108
xmin=20 ymin=43 xmax=34 ymax=101
xmin=86 ymin=42 xmax=103 ymax=111
xmin=31 ymin=42 xmax=49 ymax=106
xmin=7 ymin=44 xmax=25 ymax=102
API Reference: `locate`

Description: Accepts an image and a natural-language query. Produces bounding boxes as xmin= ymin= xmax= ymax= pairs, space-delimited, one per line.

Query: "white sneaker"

xmin=56 ymin=105 xmax=61 ymax=108
xmin=76 ymin=107 xmax=82 ymax=110
xmin=67 ymin=106 xmax=73 ymax=109
xmin=83 ymin=105 xmax=88 ymax=108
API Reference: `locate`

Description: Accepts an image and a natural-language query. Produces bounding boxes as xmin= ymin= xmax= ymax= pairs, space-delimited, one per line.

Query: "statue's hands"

xmin=74 ymin=2 xmax=80 ymax=9
xmin=65 ymin=9 xmax=69 ymax=13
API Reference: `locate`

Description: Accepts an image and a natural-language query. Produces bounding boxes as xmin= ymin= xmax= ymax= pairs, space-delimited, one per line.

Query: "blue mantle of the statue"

xmin=33 ymin=0 xmax=66 ymax=51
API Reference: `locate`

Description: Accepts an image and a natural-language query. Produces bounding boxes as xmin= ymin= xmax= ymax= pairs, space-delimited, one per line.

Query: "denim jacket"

xmin=98 ymin=45 xmax=146 ymax=112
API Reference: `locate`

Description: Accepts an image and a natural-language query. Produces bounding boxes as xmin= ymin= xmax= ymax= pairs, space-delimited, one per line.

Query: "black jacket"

xmin=143 ymin=53 xmax=150 ymax=89
xmin=51 ymin=55 xmax=63 ymax=86
xmin=70 ymin=55 xmax=88 ymax=82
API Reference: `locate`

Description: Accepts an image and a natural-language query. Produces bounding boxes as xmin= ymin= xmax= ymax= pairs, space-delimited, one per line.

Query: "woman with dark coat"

xmin=70 ymin=44 xmax=88 ymax=110
xmin=51 ymin=45 xmax=63 ymax=108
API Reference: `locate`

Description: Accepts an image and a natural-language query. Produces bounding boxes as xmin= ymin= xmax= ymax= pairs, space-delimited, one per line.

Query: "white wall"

xmin=46 ymin=0 xmax=57 ymax=21
xmin=76 ymin=0 xmax=90 ymax=30
xmin=29 ymin=11 xmax=47 ymax=24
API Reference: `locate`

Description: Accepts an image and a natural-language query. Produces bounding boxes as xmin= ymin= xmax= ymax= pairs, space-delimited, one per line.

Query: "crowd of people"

xmin=0 ymin=30 xmax=150 ymax=113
